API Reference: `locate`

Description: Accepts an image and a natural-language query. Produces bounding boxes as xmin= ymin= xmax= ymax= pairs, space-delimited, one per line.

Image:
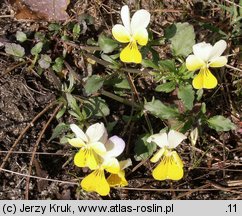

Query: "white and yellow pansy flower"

xmin=81 ymin=136 xmax=125 ymax=196
xmin=186 ymin=40 xmax=227 ymax=89
xmin=112 ymin=5 xmax=150 ymax=63
xmin=147 ymin=130 xmax=187 ymax=181
xmin=68 ymin=123 xmax=108 ymax=170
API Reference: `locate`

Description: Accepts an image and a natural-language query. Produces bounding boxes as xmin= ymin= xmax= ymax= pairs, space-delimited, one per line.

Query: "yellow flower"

xmin=107 ymin=159 xmax=132 ymax=187
xmin=112 ymin=5 xmax=150 ymax=63
xmin=81 ymin=136 xmax=126 ymax=196
xmin=186 ymin=40 xmax=227 ymax=89
xmin=147 ymin=130 xmax=186 ymax=181
xmin=68 ymin=123 xmax=108 ymax=170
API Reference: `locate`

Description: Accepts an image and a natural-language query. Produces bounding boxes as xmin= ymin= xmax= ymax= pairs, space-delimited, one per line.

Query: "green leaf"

xmin=48 ymin=23 xmax=61 ymax=32
xmin=73 ymin=24 xmax=81 ymax=39
xmin=155 ymin=82 xmax=176 ymax=93
xmin=34 ymin=32 xmax=46 ymax=42
xmin=38 ymin=54 xmax=52 ymax=69
xmin=31 ymin=42 xmax=43 ymax=55
xmin=178 ymin=84 xmax=195 ymax=110
xmin=101 ymin=54 xmax=119 ymax=69
xmin=114 ymin=78 xmax=130 ymax=90
xmin=98 ymin=34 xmax=118 ymax=53
xmin=84 ymin=75 xmax=104 ymax=95
xmin=164 ymin=24 xmax=176 ymax=39
xmin=16 ymin=31 xmax=27 ymax=42
xmin=49 ymin=123 xmax=69 ymax=142
xmin=144 ymin=99 xmax=179 ymax=119
xmin=134 ymin=134 xmax=156 ymax=161
xmin=66 ymin=93 xmax=81 ymax=115
xmin=170 ymin=22 xmax=195 ymax=57
xmin=5 ymin=43 xmax=25 ymax=57
xmin=207 ymin=115 xmax=236 ymax=132
xmin=142 ymin=59 xmax=159 ymax=69
xmin=201 ymin=102 xmax=206 ymax=114
xmin=56 ymin=106 xmax=66 ymax=120
xmin=196 ymin=89 xmax=203 ymax=101
xmin=52 ymin=57 xmax=64 ymax=73
xmin=83 ymin=97 xmax=110 ymax=118
xmin=158 ymin=59 xmax=176 ymax=72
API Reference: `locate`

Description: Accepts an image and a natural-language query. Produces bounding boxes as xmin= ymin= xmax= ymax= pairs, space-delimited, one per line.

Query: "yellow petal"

xmin=107 ymin=170 xmax=128 ymax=187
xmin=171 ymin=151 xmax=184 ymax=169
xmin=186 ymin=55 xmax=205 ymax=71
xmin=68 ymin=138 xmax=86 ymax=148
xmin=112 ymin=24 xmax=131 ymax=43
xmin=81 ymin=169 xmax=110 ymax=196
xmin=120 ymin=41 xmax=142 ymax=63
xmin=152 ymin=151 xmax=184 ymax=181
xmin=192 ymin=68 xmax=217 ymax=89
xmin=102 ymin=157 xmax=120 ymax=174
xmin=74 ymin=148 xmax=100 ymax=170
xmin=150 ymin=148 xmax=166 ymax=163
xmin=209 ymin=56 xmax=227 ymax=68
xmin=133 ymin=28 xmax=148 ymax=46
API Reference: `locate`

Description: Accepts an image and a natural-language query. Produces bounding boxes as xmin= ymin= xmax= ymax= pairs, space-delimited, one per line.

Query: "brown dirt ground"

xmin=0 ymin=0 xmax=241 ymax=200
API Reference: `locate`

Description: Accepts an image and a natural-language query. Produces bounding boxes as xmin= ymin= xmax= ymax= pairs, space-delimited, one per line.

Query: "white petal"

xmin=209 ymin=56 xmax=227 ymax=67
xmin=70 ymin=124 xmax=88 ymax=142
xmin=112 ymin=24 xmax=131 ymax=43
xmin=131 ymin=9 xmax=150 ymax=35
xmin=186 ymin=54 xmax=205 ymax=71
xmin=68 ymin=138 xmax=86 ymax=148
xmin=147 ymin=132 xmax=168 ymax=148
xmin=86 ymin=122 xmax=108 ymax=143
xmin=193 ymin=42 xmax=213 ymax=62
xmin=167 ymin=130 xmax=187 ymax=149
xmin=121 ymin=5 xmax=131 ymax=33
xmin=105 ymin=135 xmax=125 ymax=157
xmin=90 ymin=142 xmax=107 ymax=155
xmin=209 ymin=40 xmax=227 ymax=60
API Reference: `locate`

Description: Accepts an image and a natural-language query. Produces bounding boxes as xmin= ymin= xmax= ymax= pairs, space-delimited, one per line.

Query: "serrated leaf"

xmin=98 ymin=34 xmax=118 ymax=53
xmin=31 ymin=42 xmax=43 ymax=55
xmin=207 ymin=115 xmax=236 ymax=132
xmin=38 ymin=54 xmax=52 ymax=69
xmin=49 ymin=122 xmax=69 ymax=142
xmin=155 ymin=82 xmax=176 ymax=93
xmin=178 ymin=84 xmax=195 ymax=110
xmin=5 ymin=43 xmax=25 ymax=57
xmin=134 ymin=134 xmax=156 ymax=161
xmin=16 ymin=31 xmax=27 ymax=42
xmin=170 ymin=22 xmax=195 ymax=57
xmin=83 ymin=97 xmax=110 ymax=118
xmin=84 ymin=75 xmax=104 ymax=95
xmin=144 ymin=99 xmax=179 ymax=119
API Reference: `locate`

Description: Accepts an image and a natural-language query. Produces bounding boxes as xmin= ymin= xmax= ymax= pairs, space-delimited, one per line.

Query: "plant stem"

xmin=100 ymin=89 xmax=140 ymax=109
